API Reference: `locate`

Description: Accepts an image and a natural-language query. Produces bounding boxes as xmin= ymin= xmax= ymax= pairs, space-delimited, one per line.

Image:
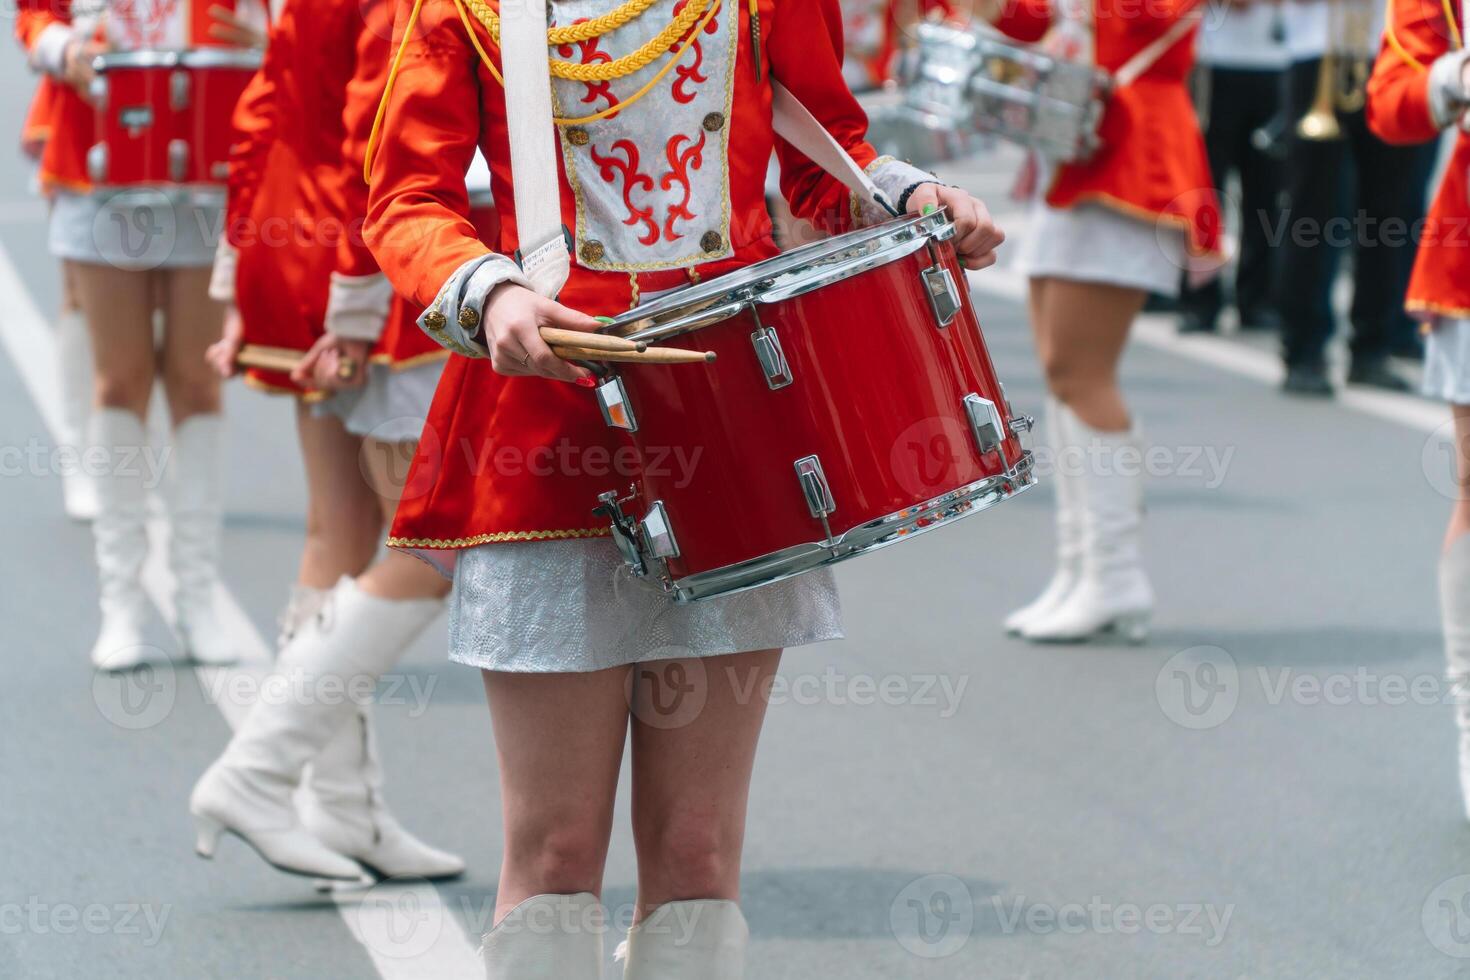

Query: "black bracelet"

xmin=896 ymin=179 xmax=949 ymax=215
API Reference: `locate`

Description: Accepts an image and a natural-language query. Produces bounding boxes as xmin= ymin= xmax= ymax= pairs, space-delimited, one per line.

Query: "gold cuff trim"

xmin=242 ymin=373 xmax=331 ymax=403
xmin=388 ymin=527 xmax=613 ymax=549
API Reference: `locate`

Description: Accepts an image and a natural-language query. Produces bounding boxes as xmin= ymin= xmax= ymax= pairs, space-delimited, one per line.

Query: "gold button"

xmin=579 ymin=239 xmax=606 ymax=263
xmin=458 ymin=307 xmax=481 ymax=330
xmin=424 ymin=310 xmax=448 ymax=331
xmin=700 ymin=231 xmax=724 ymax=253
xmin=565 ymin=126 xmax=591 ymax=146
xmin=702 ymin=112 xmax=726 ymax=132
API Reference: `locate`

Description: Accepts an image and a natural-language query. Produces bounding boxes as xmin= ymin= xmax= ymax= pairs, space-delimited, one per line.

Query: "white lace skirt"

xmin=1424 ymin=318 xmax=1470 ymax=405
xmin=49 ymin=189 xmax=221 ymax=270
xmin=312 ymin=360 xmax=444 ymax=442
xmin=1013 ymin=198 xmax=1188 ymax=297
xmin=447 ymin=539 xmax=845 ymax=672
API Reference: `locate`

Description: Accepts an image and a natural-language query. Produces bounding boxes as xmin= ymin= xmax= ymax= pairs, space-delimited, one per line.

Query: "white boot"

xmin=1005 ymin=398 xmax=1082 ymax=634
xmin=1441 ymin=534 xmax=1470 ymax=822
xmin=481 ymin=893 xmax=605 ymax=979
xmin=299 ymin=702 xmax=465 ymax=880
xmin=1022 ymin=418 xmax=1153 ymax=644
xmin=189 ymin=577 xmax=442 ymax=881
xmin=277 ymin=584 xmax=330 ymax=652
xmin=169 ymin=414 xmax=238 ymax=665
xmin=616 ymin=900 xmax=748 ymax=980
xmin=89 ymin=409 xmax=151 ymax=671
xmin=57 ymin=307 xmax=98 ymax=522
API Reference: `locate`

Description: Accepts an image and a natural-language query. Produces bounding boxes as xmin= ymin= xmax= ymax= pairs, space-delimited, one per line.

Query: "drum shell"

xmin=91 ymin=51 xmax=259 ymax=189
xmin=91 ymin=61 xmax=184 ymax=187
xmin=615 ymin=237 xmax=1023 ymax=581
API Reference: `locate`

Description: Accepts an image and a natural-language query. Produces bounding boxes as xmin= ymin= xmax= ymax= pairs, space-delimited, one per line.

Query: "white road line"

xmin=0 ymin=239 xmax=481 ymax=979
xmin=969 ymin=265 xmax=1446 ymax=435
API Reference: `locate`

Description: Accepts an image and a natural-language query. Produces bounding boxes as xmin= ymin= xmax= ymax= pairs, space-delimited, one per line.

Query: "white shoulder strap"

xmin=1113 ymin=9 xmax=1203 ymax=88
xmin=501 ymin=0 xmax=572 ymax=298
xmin=770 ymin=81 xmax=899 ymax=217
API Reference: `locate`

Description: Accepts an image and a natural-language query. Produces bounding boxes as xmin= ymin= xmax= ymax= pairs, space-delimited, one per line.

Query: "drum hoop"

xmin=606 ymin=211 xmax=954 ymax=343
xmin=179 ymin=48 xmax=265 ymax=70
xmin=95 ymin=50 xmax=183 ymax=71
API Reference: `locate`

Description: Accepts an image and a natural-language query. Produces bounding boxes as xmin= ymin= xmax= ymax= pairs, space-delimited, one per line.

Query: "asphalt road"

xmin=3 ymin=49 xmax=1469 ymax=980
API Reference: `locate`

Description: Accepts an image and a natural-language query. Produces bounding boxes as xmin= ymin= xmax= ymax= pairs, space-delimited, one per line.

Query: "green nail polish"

xmin=923 ymin=204 xmax=937 ymax=215
xmin=595 ymin=316 xmax=616 ymax=325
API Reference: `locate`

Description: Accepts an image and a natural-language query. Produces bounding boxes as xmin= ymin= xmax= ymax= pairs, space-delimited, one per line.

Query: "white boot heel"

xmin=194 ymin=814 xmax=224 ymax=858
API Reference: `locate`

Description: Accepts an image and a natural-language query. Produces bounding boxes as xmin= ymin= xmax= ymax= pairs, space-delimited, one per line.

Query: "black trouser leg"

xmin=1232 ymin=70 xmax=1286 ymax=318
xmin=1277 ymin=59 xmax=1347 ymax=369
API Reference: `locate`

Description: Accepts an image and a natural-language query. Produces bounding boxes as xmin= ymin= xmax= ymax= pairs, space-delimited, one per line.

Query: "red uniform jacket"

xmin=367 ymin=0 xmax=907 ymax=559
xmin=991 ymin=0 xmax=1220 ymax=256
xmin=1366 ymin=0 xmax=1470 ymax=319
xmin=22 ymin=78 xmax=58 ymax=160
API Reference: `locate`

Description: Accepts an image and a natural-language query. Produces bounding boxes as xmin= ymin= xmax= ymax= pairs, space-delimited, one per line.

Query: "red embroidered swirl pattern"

xmin=660 ymin=132 xmax=707 ymax=241
xmin=590 ymin=141 xmax=659 ymax=246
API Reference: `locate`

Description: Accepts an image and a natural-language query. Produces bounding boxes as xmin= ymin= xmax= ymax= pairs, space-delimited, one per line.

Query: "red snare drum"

xmin=88 ymin=49 xmax=261 ymax=190
xmin=591 ymin=210 xmax=1035 ymax=602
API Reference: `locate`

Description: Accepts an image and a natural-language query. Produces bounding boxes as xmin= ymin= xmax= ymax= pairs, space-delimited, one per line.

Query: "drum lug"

xmin=639 ymin=500 xmax=680 ymax=560
xmin=89 ymin=76 xmax=108 ymax=111
xmin=964 ymin=393 xmax=1006 ymax=455
xmin=751 ymin=322 xmax=793 ymax=390
xmin=596 ymin=375 xmax=638 ymax=432
xmin=922 ymin=263 xmax=961 ymax=328
xmin=87 ymin=144 xmax=108 ymax=184
xmin=168 ymin=140 xmax=190 ymax=183
xmin=795 ymin=455 xmax=836 ymax=520
xmin=170 ymin=69 xmax=191 ymax=111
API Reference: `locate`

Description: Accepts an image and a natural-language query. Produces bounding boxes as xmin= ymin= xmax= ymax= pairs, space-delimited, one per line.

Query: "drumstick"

xmin=235 ymin=344 xmax=304 ymax=374
xmin=551 ymin=345 xmax=716 ymax=365
xmin=539 ymin=327 xmax=646 ymax=353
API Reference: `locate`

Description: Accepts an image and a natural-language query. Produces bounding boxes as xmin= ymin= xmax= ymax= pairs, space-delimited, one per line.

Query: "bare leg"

xmin=295 ymin=407 xmax=383 ymax=590
xmin=158 ymin=266 xmax=224 ymax=424
xmin=629 ymin=649 xmax=782 ymax=919
xmin=357 ymin=435 xmax=451 ymax=601
xmin=1037 ymin=279 xmax=1146 ymax=433
xmin=72 ymin=262 xmax=157 ymax=418
xmin=482 ymin=667 xmax=631 ymax=923
xmin=1446 ymin=404 xmax=1470 ymax=552
xmin=1027 ymin=275 xmax=1052 ymax=369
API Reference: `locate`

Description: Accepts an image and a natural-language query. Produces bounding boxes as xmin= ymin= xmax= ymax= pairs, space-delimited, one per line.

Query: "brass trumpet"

xmin=1296 ymin=0 xmax=1374 ymax=142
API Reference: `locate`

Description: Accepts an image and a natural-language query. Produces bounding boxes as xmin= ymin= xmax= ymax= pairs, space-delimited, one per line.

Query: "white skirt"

xmin=312 ymin=359 xmax=444 ymax=442
xmin=1013 ymin=198 xmax=1188 ymax=297
xmin=447 ymin=539 xmax=845 ymax=673
xmin=1424 ymin=318 xmax=1470 ymax=405
xmin=49 ymin=189 xmax=221 ymax=270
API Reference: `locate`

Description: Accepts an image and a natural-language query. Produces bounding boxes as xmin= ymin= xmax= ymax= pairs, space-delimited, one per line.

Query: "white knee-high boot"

xmin=1442 ymin=534 xmax=1470 ymax=821
xmin=277 ymin=584 xmax=330 ymax=652
xmin=1022 ymin=417 xmax=1153 ymax=644
xmin=89 ymin=408 xmax=151 ymax=670
xmin=169 ymin=413 xmax=238 ymax=665
xmin=616 ymin=900 xmax=748 ymax=980
xmin=189 ymin=576 xmax=442 ymax=881
xmin=57 ymin=307 xmax=97 ymax=522
xmin=1005 ymin=397 xmax=1082 ymax=634
xmin=300 ymin=702 xmax=465 ymax=880
xmin=481 ymin=893 xmax=605 ymax=979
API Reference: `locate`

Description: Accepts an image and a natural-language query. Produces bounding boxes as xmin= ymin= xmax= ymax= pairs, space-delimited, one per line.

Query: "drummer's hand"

xmin=63 ymin=39 xmax=105 ymax=98
xmin=481 ymin=283 xmax=599 ymax=385
xmin=905 ymin=183 xmax=1005 ymax=271
xmin=206 ymin=308 xmax=245 ymax=379
xmin=207 ymin=4 xmax=267 ymax=49
xmin=292 ymin=334 xmax=371 ymax=391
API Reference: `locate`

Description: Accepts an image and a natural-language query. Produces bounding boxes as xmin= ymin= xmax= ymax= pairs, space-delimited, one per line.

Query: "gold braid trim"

xmin=462 ymin=0 xmax=713 ymax=82
xmin=389 ymin=527 xmax=612 ymax=549
xmin=467 ymin=0 xmax=659 ymax=45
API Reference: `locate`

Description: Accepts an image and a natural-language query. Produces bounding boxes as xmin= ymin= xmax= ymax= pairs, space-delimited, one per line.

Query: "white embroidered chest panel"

xmin=549 ymin=0 xmax=740 ymax=272
xmin=104 ymin=0 xmax=266 ymax=51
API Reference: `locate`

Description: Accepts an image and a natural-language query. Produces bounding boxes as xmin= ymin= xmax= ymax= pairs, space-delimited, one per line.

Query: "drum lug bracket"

xmin=639 ymin=500 xmax=681 ymax=561
xmin=170 ymin=68 xmax=191 ymax=111
xmin=922 ymin=262 xmax=962 ymax=328
xmin=596 ymin=375 xmax=638 ymax=432
xmin=169 ymin=140 xmax=190 ymax=184
xmin=965 ymin=393 xmax=1025 ymax=481
xmin=594 ymin=488 xmax=647 ymax=577
xmin=751 ymin=318 xmax=794 ymax=390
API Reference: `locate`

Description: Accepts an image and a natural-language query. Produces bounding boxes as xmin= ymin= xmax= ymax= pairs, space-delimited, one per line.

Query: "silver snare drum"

xmin=865 ymin=22 xmax=990 ymax=167
xmin=967 ymin=29 xmax=1111 ymax=163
